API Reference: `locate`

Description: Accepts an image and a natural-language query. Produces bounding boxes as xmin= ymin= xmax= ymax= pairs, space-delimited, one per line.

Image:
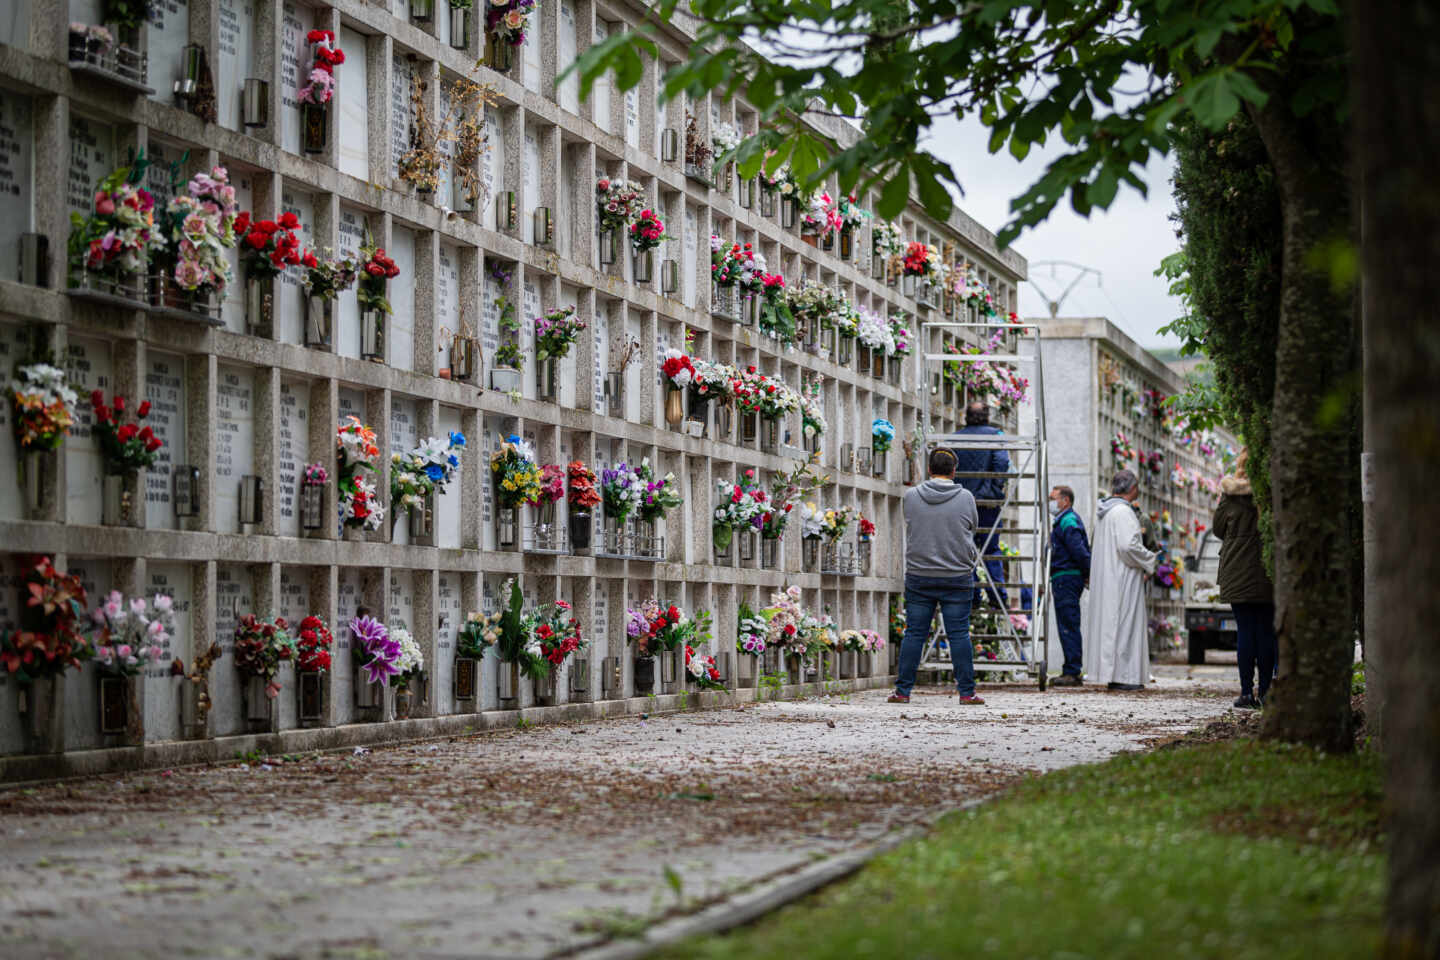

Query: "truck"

xmin=1183 ymin=531 xmax=1236 ymax=664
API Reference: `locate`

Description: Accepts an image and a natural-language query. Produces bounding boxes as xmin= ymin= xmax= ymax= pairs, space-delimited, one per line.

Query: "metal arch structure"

xmin=915 ymin=321 xmax=1052 ymax=689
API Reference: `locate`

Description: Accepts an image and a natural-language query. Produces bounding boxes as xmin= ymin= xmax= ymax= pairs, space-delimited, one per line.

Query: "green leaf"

xmin=1190 ymin=73 xmax=1241 ymax=129
xmin=878 ymin=168 xmax=910 ymax=219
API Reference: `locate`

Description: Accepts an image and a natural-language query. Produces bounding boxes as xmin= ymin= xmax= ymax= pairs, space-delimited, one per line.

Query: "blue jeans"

xmin=973 ymin=507 xmax=1008 ymax=608
xmin=1233 ymin=602 xmax=1277 ymax=698
xmin=1051 ymin=574 xmax=1084 ymax=677
xmin=896 ymin=576 xmax=975 ymax=697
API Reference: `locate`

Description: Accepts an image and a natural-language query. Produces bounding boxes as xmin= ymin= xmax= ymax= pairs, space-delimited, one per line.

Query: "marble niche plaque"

xmin=213 ymin=364 xmax=256 ymax=535
xmin=213 ymin=562 xmax=254 ymax=737
xmin=436 ymin=406 xmax=463 ymax=549
xmin=63 ymin=337 xmax=113 ymax=526
xmin=0 ymin=90 xmax=34 ymax=278
xmin=66 ymin=114 xmax=114 ymax=218
xmin=144 ymin=562 xmax=192 ymax=742
xmin=337 ymin=26 xmax=369 ymax=180
xmin=143 ymin=352 xmax=186 ymax=530
xmin=435 ymin=571 xmax=460 ymax=713
xmin=336 ymin=206 xmax=366 ymax=358
xmin=216 ymin=0 xmax=256 ymax=133
xmin=276 ymin=379 xmax=310 ymax=537
xmin=278 ymin=188 xmax=316 ymax=344
xmin=279 ymin=2 xmax=313 ymax=155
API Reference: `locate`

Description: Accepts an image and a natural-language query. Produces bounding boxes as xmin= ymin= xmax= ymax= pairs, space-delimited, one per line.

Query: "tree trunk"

xmin=1352 ymin=3 xmax=1440 ymax=955
xmin=1246 ymin=97 xmax=1358 ymax=753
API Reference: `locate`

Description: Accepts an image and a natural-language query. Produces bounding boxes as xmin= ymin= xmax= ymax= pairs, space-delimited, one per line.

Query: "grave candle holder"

xmin=300 ymin=482 xmax=324 ymax=531
xmin=411 ymin=0 xmax=435 ymax=22
xmin=245 ymin=272 xmax=274 ymax=338
xmin=173 ymin=465 xmax=200 ymax=518
xmin=485 ymin=32 xmax=514 ymax=72
xmin=496 ymin=191 xmax=517 ymax=229
xmin=600 ymin=656 xmax=621 ymax=698
xmin=738 ymin=178 xmax=755 ymax=209
xmin=241 ymin=79 xmax=269 ymax=128
xmin=855 ymin=446 xmax=872 ymax=475
xmin=605 ymin=372 xmax=623 ymax=417
xmin=360 ymin=309 xmax=384 ymax=361
xmin=451 ymin=335 xmax=477 ymax=381
xmin=497 ymin=659 xmax=519 ymax=703
xmin=760 ymin=189 xmax=775 ymax=218
xmin=840 ymin=443 xmax=854 ymax=472
xmin=803 ymin=537 xmax=820 ymax=571
xmin=301 ymin=102 xmax=328 ymax=153
xmin=781 ymin=197 xmax=798 ymax=229
xmin=569 ymin=657 xmax=589 ymax=696
xmin=634 ymin=656 xmax=656 ymax=694
xmin=496 ymin=506 xmax=519 ymax=548
xmin=533 ymin=207 xmax=553 ymax=247
xmin=761 ymin=536 xmax=780 ymax=569
xmin=239 ymin=475 xmax=263 ymax=526
xmin=18 ymin=233 xmax=48 ymax=287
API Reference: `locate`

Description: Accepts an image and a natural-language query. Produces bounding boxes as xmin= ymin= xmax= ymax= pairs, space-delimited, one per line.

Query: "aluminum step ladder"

xmin=914 ymin=322 xmax=1052 ymax=690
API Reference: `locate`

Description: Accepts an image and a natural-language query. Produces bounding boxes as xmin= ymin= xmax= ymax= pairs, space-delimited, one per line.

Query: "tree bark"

xmin=1351 ymin=2 xmax=1440 ymax=955
xmin=1245 ymin=95 xmax=1358 ymax=754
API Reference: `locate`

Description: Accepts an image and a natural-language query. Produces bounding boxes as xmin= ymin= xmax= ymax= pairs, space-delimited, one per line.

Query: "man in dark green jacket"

xmin=1212 ymin=457 xmax=1275 ymax=709
xmin=1047 ymin=485 xmax=1090 ymax=686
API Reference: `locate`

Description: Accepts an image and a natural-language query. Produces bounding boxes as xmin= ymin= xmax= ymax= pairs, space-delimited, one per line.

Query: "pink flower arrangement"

xmin=297 ymin=30 xmax=345 ymax=105
xmin=537 ymin=464 xmax=565 ymax=504
xmin=630 ymin=209 xmax=665 ymax=251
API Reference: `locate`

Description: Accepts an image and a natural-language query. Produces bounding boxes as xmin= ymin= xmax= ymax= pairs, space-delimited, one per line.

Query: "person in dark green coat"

xmin=1211 ymin=451 xmax=1275 ymax=709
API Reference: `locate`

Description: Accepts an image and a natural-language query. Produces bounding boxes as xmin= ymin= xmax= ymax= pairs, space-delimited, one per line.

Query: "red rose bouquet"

xmin=858 ymin=515 xmax=876 ymax=540
xmin=357 ymin=231 xmax=401 ymax=315
xmin=233 ymin=209 xmax=303 ymax=279
xmin=630 ymin=209 xmax=666 ymax=251
xmin=295 ymin=615 xmax=334 ymax=673
xmin=91 ymin=391 xmax=163 ymax=474
xmin=297 ymin=30 xmax=345 ymax=105
xmin=522 ymin=599 xmax=585 ymax=680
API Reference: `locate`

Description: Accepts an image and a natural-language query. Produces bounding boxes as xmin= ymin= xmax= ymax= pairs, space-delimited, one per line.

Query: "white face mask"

xmin=1048 ymin=501 xmax=1061 ymax=517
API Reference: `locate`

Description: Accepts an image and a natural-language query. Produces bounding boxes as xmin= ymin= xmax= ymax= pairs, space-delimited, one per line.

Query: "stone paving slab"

xmin=0 ymin=666 xmax=1236 ymax=960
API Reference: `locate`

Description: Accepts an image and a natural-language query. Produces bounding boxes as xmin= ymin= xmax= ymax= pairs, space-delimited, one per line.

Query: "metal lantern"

xmin=298 ymin=672 xmax=324 ymax=722
xmin=660 ymin=128 xmax=679 ymax=161
xmin=239 ymin=475 xmax=263 ymax=526
xmin=569 ymin=658 xmax=590 ymax=695
xmin=173 ymin=465 xmax=200 ymax=518
xmin=533 ymin=206 xmax=553 ymax=247
xmin=245 ymin=273 xmax=274 ymax=338
xmin=840 ymin=442 xmax=854 ymax=472
xmin=241 ymin=79 xmax=269 ymax=128
xmin=760 ymin=189 xmax=775 ymax=218
xmin=451 ymin=335 xmax=477 ymax=381
xmin=497 ymin=659 xmax=519 ymax=702
xmin=360 ymin=309 xmax=383 ymax=361
xmin=605 ymin=372 xmax=623 ymax=417
xmin=601 ymin=656 xmax=621 ymax=698
xmin=18 ymin=233 xmax=48 ymax=287
xmin=781 ymin=197 xmax=798 ymax=228
xmin=536 ymin=356 xmax=559 ymax=400
xmin=496 ymin=191 xmax=517 ymax=229
xmin=738 ymin=178 xmax=755 ymax=209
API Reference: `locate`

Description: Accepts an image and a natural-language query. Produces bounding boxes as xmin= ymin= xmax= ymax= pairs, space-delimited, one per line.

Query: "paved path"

xmin=0 ymin=664 xmax=1237 ymax=959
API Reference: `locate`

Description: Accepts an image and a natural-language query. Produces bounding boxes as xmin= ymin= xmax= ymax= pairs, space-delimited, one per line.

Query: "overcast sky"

xmin=924 ymin=114 xmax=1184 ymax=349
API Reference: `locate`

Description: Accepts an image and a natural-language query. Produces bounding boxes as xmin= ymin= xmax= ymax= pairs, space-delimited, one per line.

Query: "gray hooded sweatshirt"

xmin=903 ymin=479 xmax=979 ymax=579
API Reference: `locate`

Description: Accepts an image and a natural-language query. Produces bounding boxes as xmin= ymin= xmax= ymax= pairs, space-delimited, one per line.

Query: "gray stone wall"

xmin=0 ymin=0 xmax=1023 ymax=771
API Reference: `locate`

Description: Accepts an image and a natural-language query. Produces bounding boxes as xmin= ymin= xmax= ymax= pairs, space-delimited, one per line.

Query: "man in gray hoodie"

xmin=890 ymin=447 xmax=985 ymax=705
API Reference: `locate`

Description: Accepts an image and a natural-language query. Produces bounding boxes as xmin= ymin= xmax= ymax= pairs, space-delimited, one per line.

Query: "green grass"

xmin=659 ymin=740 xmax=1384 ymax=960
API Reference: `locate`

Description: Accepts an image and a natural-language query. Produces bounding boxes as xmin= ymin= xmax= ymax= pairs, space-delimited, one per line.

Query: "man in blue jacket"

xmin=1047 ymin=484 xmax=1091 ymax=686
xmin=951 ymin=402 xmax=1010 ymax=609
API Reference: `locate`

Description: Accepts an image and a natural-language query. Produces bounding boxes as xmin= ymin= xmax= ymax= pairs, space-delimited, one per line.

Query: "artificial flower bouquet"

xmin=488 ymin=0 xmax=538 ymax=48
xmin=567 ymin=461 xmax=601 ymax=510
xmin=873 ymin=221 xmax=903 ymax=265
xmin=712 ymin=470 xmax=767 ymax=551
xmin=889 ymin=314 xmax=913 ymax=357
xmin=234 ymin=614 xmax=295 ymax=700
xmin=351 ymin=615 xmax=400 ymax=686
xmin=356 ymin=231 xmax=401 ymax=315
xmin=295 ymin=615 xmax=334 ymax=673
xmin=840 ymin=629 xmax=865 ymax=653
xmin=600 ymin=461 xmax=642 ymax=523
xmin=785 ymin=281 xmax=843 ymax=335
xmin=661 ymin=349 xmax=696 ymax=390
xmin=800 ymin=377 xmax=826 ymax=438
xmin=803 ymin=613 xmax=837 ymax=656
xmin=902 ymin=241 xmax=939 ymax=280
xmin=731 ymin=367 xmax=798 ymax=421
xmin=691 ymin=359 xmax=736 ymax=403
xmin=490 ymin=433 xmax=542 ymax=509
xmin=801 ymin=191 xmax=842 ymax=238
xmin=630 ymin=209 xmax=666 ymax=251
xmin=757 ymin=272 xmax=794 ymax=340
xmin=685 ymin=644 xmax=724 ymax=689
xmin=90 ymin=590 xmax=174 ymax=677
xmin=456 ymin=610 xmax=501 ymax=660
xmin=534 ymin=306 xmax=585 ymax=361
xmin=820 ymin=505 xmax=855 ymax=543
xmin=536 ymin=463 xmax=565 ymax=505
xmin=761 ymin=585 xmax=804 ymax=656
xmin=596 ymin=178 xmax=645 ymax=233
xmin=522 ymin=599 xmax=584 ymax=680
xmin=67 ymin=159 xmax=161 ymax=285
xmin=391 ymin=432 xmax=466 ymax=512
xmin=872 ymin=418 xmax=896 ymax=454
xmin=389 ymin=624 xmax=425 ymax=693
xmin=155 ymin=166 xmax=238 ymax=297
xmin=91 ymin=391 xmax=163 ymax=474
xmin=303 ymin=248 xmax=358 ymax=301
xmin=625 ymin=598 xmax=710 ymax=659
xmin=711 ymin=120 xmax=742 ymax=160
xmin=337 ymin=416 xmax=384 ymax=531
xmin=709 ymin=236 xmax=759 ymax=288
xmin=799 ymin=501 xmax=825 ymax=540
xmin=635 ymin=458 xmax=682 ymax=523
xmin=233 ymin=209 xmax=303 ymax=280
xmin=736 ymin=602 xmax=768 ymax=657
xmin=858 ymin=514 xmax=877 ymax=541
xmin=9 ymin=364 xmax=77 ymax=453
xmin=1111 ymin=430 xmax=1136 ymax=464
xmin=297 ymin=30 xmax=345 ymax=105
xmin=0 ymin=557 xmax=90 ymax=684
xmin=857 ymin=307 xmax=897 ymax=354
xmin=758 ymin=156 xmax=798 ymax=196
xmin=837 ymin=194 xmax=870 ymax=230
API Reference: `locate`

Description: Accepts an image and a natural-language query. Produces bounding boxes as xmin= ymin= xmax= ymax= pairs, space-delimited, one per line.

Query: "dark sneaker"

xmin=1107 ymin=682 xmax=1144 ymax=691
xmin=887 ymin=693 xmax=910 ymax=704
xmin=1234 ymin=694 xmax=1260 ymax=710
xmin=957 ymin=694 xmax=986 ymax=705
xmin=1050 ymin=674 xmax=1082 ymax=687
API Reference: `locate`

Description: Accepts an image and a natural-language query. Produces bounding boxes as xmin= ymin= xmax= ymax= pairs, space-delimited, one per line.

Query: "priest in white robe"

xmin=1083 ymin=469 xmax=1158 ymax=689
